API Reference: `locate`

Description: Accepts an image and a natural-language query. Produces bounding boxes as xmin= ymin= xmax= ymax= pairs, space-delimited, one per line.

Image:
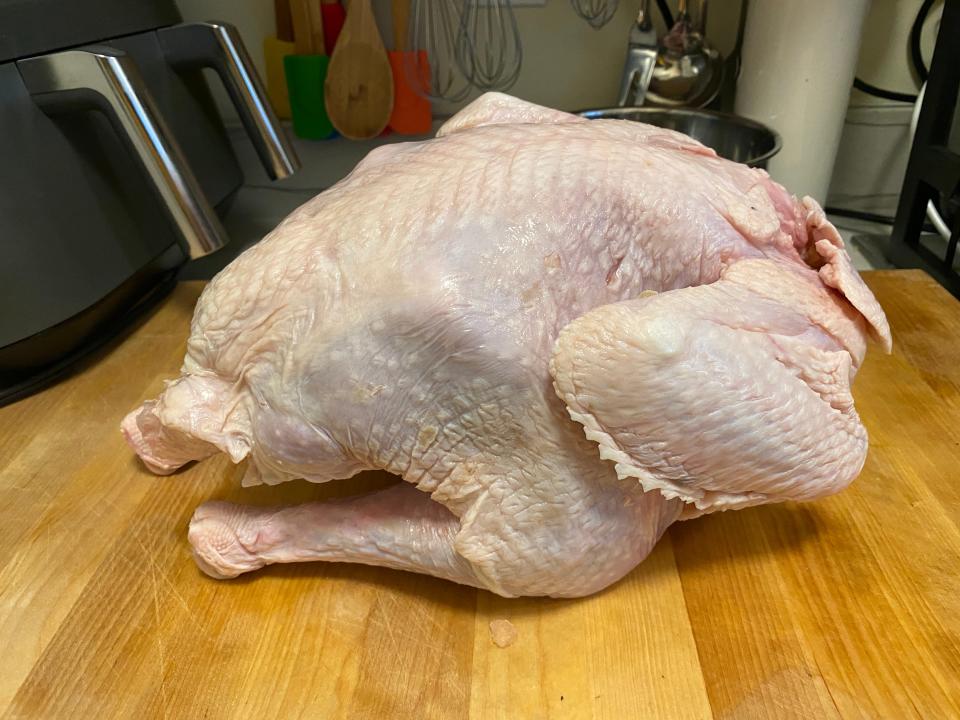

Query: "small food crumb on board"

xmin=489 ymin=619 xmax=517 ymax=648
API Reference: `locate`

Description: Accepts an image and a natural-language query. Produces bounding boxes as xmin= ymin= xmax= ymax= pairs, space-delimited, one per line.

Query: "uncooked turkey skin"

xmin=122 ymin=93 xmax=891 ymax=598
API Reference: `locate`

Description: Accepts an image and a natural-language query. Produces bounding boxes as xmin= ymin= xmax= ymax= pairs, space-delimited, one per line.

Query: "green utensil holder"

xmin=284 ymin=54 xmax=334 ymax=140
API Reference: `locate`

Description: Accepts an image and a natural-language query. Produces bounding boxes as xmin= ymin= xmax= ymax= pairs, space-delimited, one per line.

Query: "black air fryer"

xmin=0 ymin=0 xmax=300 ymax=405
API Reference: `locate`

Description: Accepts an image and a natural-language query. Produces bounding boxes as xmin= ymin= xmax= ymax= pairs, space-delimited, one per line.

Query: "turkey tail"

xmin=121 ymin=374 xmax=250 ymax=475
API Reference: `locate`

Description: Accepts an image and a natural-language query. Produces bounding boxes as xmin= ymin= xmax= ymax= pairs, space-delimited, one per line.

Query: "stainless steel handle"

xmin=18 ymin=47 xmax=229 ymax=260
xmin=618 ymin=0 xmax=658 ymax=107
xmin=159 ymin=21 xmax=300 ymax=180
xmin=637 ymin=0 xmax=652 ymax=28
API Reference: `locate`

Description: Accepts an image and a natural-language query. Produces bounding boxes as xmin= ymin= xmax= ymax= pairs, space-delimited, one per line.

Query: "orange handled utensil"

xmin=388 ymin=0 xmax=432 ymax=135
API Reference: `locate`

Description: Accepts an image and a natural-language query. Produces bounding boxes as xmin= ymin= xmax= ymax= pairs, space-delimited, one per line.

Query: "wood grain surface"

xmin=0 ymin=270 xmax=958 ymax=719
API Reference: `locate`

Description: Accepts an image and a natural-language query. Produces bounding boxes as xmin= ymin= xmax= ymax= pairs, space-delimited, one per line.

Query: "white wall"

xmin=175 ymin=0 xmax=944 ymax=210
xmin=176 ymin=0 xmax=937 ymax=113
xmin=177 ymin=0 xmax=622 ymax=115
xmin=174 ymin=0 xmax=749 ymax=117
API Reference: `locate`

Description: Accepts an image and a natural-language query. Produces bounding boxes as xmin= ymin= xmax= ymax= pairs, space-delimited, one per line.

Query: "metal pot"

xmin=578 ymin=107 xmax=781 ymax=169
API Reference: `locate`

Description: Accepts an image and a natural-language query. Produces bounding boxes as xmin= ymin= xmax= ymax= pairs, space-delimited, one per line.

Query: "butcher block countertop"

xmin=1 ymin=269 xmax=959 ymax=719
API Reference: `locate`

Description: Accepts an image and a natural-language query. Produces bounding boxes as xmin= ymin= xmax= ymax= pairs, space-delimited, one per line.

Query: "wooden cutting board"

xmin=0 ymin=270 xmax=958 ymax=719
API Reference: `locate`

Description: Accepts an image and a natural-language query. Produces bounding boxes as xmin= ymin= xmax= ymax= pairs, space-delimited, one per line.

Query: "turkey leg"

xmin=187 ymin=482 xmax=483 ymax=586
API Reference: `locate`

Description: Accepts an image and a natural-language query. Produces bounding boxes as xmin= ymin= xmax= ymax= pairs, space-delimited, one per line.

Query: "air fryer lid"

xmin=0 ymin=0 xmax=180 ymax=63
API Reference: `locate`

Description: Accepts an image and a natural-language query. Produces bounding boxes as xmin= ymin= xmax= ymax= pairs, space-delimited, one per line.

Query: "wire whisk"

xmin=407 ymin=0 xmax=474 ymax=102
xmin=570 ymin=0 xmax=619 ymax=29
xmin=457 ymin=0 xmax=522 ymax=93
xmin=406 ymin=0 xmax=524 ymax=102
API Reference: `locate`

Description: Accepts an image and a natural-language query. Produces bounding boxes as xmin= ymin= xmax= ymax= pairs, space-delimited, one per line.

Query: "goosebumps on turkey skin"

xmin=122 ymin=93 xmax=891 ymax=598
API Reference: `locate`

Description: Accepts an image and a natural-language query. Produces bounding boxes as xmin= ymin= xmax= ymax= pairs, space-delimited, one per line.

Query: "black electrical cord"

xmin=826 ymin=207 xmax=898 ymax=225
xmin=655 ymin=0 xmax=674 ymax=29
xmin=909 ymin=0 xmax=937 ymax=83
xmin=826 ymin=206 xmax=937 ymax=234
xmin=851 ymin=0 xmax=936 ymax=104
xmin=853 ymin=77 xmax=918 ymax=103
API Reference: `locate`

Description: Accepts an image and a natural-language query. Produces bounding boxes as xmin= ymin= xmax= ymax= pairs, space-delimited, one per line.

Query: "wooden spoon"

xmin=324 ymin=0 xmax=394 ymax=140
xmin=274 ymin=0 xmax=294 ymax=42
xmin=307 ymin=0 xmax=326 ymax=55
xmin=289 ymin=0 xmax=315 ymax=55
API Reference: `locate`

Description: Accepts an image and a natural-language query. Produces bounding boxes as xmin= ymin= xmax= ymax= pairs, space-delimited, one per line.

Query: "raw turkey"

xmin=122 ymin=93 xmax=891 ymax=598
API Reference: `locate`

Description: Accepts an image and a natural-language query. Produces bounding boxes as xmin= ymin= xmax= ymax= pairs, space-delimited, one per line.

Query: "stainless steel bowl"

xmin=578 ymin=107 xmax=781 ymax=169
